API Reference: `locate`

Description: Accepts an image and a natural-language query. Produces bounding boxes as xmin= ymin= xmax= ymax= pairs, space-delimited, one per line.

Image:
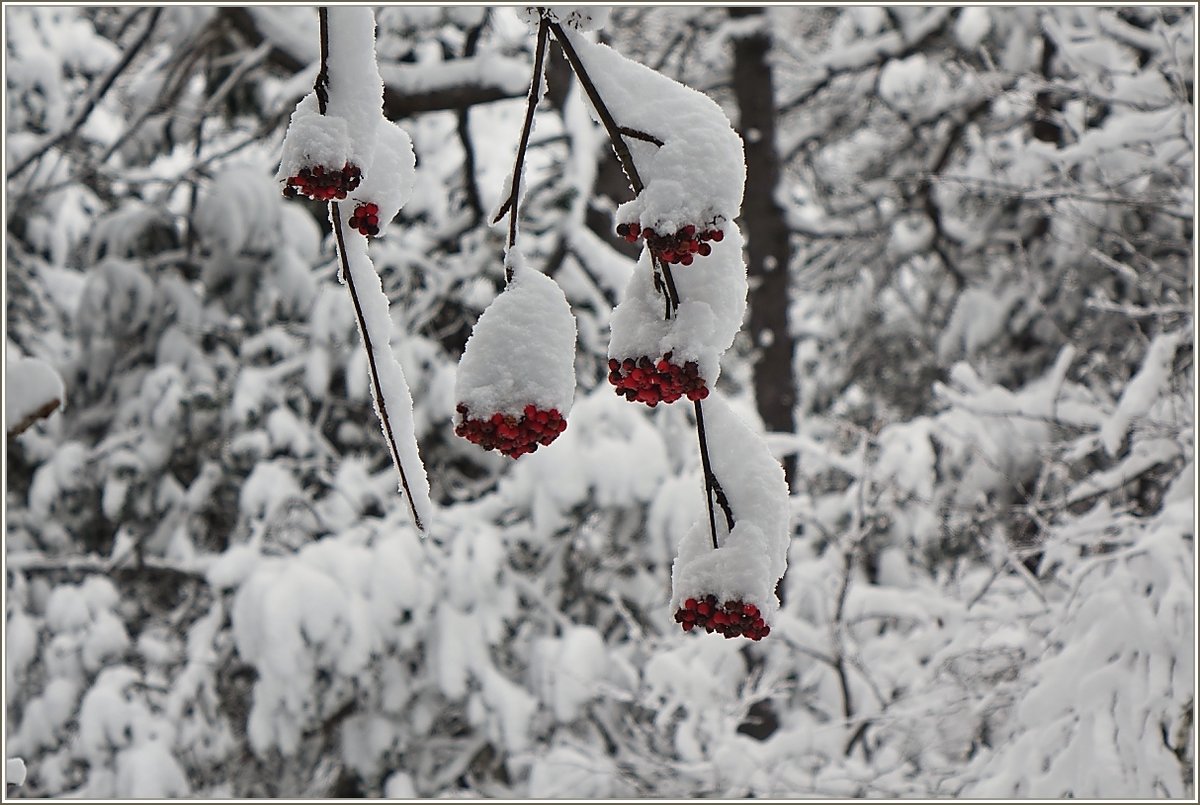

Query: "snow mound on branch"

xmin=559 ymin=27 xmax=745 ymax=233
xmin=670 ymin=393 xmax=789 ymax=623
xmin=275 ymin=93 xmax=352 ymax=183
xmin=456 ymin=254 xmax=577 ymax=418
xmin=337 ymin=225 xmax=433 ymax=528
xmin=324 ymin=7 xmax=384 ymax=172
xmin=276 ymin=9 xmax=384 ymax=182
xmin=346 ymin=119 xmax=416 ymax=233
xmin=521 ymin=6 xmax=611 ymax=32
xmin=5 ymin=343 xmax=64 ymax=436
xmin=1099 ymin=326 xmax=1188 ymax=456
xmin=608 ymin=222 xmax=747 ymax=384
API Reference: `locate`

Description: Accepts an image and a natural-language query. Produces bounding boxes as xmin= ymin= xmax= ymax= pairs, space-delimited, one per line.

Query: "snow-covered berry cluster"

xmin=617 ymin=222 xmax=724 ymax=266
xmin=455 ymin=403 xmax=567 ymax=459
xmin=282 ymin=162 xmax=362 ymax=201
xmin=674 ymin=595 xmax=770 ymax=640
xmin=349 ymin=202 xmax=381 ymax=237
xmin=607 ymin=354 xmax=708 ymax=406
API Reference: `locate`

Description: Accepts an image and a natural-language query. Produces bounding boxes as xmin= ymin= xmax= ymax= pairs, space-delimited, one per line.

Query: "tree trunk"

xmin=730 ymin=7 xmax=797 ymax=487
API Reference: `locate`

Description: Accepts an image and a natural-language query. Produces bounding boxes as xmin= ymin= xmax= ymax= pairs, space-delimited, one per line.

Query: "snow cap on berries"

xmin=456 ymin=250 xmax=577 ymax=419
xmin=276 ymin=93 xmax=353 ymax=186
xmin=559 ymin=27 xmax=745 ymax=233
xmin=520 ymin=6 xmax=610 ymax=32
xmin=670 ymin=393 xmax=789 ymax=628
xmin=608 ymin=222 xmax=748 ymax=388
xmin=344 ymin=120 xmax=416 ymax=237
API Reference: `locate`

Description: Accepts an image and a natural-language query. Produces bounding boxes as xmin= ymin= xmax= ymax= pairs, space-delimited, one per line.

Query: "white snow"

xmin=1099 ymin=326 xmax=1188 ymax=456
xmin=345 ymin=119 xmax=416 ymax=235
xmin=456 ymin=253 xmax=577 ymax=417
xmin=193 ymin=167 xmax=284 ymax=258
xmin=954 ymin=6 xmax=991 ymax=49
xmin=608 ymin=222 xmax=748 ymax=385
xmin=5 ymin=344 xmax=64 ymax=436
xmin=6 ymin=757 xmax=26 ymax=787
xmin=670 ymin=393 xmax=790 ymax=623
xmin=559 ymin=27 xmax=745 ymax=235
xmin=275 ymin=92 xmax=353 ymax=183
xmin=336 ymin=226 xmax=434 ymax=529
xmin=378 ymin=53 xmax=530 ymax=98
xmin=323 ymin=7 xmax=385 ymax=174
xmin=275 ymin=9 xmax=384 ymax=183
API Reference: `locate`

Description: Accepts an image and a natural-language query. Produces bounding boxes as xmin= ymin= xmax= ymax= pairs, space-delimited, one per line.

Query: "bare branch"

xmin=7 ymin=8 xmax=164 ymax=181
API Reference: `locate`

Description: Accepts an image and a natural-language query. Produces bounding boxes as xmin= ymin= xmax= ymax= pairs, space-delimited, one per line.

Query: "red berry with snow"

xmin=607 ymin=352 xmax=709 ymax=407
xmin=454 ymin=403 xmax=567 ymax=459
xmin=349 ymin=202 xmax=381 ymax=237
xmin=617 ymin=217 xmax=726 ymax=266
xmin=283 ymin=162 xmax=362 ymax=202
xmin=673 ymin=595 xmax=770 ymax=640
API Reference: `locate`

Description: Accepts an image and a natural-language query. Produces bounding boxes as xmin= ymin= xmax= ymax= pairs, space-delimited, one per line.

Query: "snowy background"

xmin=4 ymin=6 xmax=1195 ymax=798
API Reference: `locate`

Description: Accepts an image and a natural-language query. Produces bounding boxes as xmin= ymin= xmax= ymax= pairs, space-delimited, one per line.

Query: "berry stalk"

xmin=492 ymin=15 xmax=550 ymax=282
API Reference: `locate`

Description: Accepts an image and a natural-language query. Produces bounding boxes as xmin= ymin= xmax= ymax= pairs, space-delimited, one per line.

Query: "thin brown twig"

xmin=492 ymin=16 xmax=551 ymax=282
xmin=694 ymin=400 xmax=735 ymax=549
xmin=330 ymin=204 xmax=424 ymax=532
xmin=316 ymin=7 xmax=331 ymax=113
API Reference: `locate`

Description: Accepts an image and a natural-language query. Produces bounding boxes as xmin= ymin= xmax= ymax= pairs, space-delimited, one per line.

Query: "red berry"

xmin=710 ymin=229 xmax=724 ymax=242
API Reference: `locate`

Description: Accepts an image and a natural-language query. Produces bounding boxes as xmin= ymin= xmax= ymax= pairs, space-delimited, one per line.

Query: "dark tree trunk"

xmin=730 ymin=7 xmax=797 ymax=487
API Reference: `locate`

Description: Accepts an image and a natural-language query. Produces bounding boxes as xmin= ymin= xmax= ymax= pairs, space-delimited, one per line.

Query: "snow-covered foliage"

xmin=4 ymin=5 xmax=1193 ymax=800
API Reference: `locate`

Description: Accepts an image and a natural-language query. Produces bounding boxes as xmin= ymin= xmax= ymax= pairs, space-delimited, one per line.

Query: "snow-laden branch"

xmin=5 ymin=351 xmax=65 ymax=438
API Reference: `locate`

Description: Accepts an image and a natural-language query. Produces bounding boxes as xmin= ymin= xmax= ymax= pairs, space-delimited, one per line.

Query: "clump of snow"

xmin=558 ymin=27 xmax=745 ymax=234
xmin=456 ymin=253 xmax=577 ymax=418
xmin=608 ymin=223 xmax=748 ymax=385
xmin=5 ymin=343 xmax=64 ymax=436
xmin=193 ymin=167 xmax=284 ymax=258
xmin=531 ymin=626 xmax=608 ymax=722
xmin=954 ymin=6 xmax=991 ymax=48
xmin=522 ymin=6 xmax=611 ymax=33
xmin=670 ymin=393 xmax=790 ymax=624
xmin=275 ymin=93 xmax=353 ymax=184
xmin=345 ymin=119 xmax=416 ymax=235
xmin=1099 ymin=326 xmax=1188 ymax=456
xmin=275 ymin=8 xmax=385 ymax=184
xmin=6 ymin=757 xmax=26 ymax=787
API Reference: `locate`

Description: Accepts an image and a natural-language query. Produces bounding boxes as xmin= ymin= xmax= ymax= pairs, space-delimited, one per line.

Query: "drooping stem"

xmin=492 ymin=16 xmax=550 ymax=282
xmin=694 ymin=400 xmax=736 ymax=549
xmin=331 ymin=205 xmax=425 ymax=532
xmin=315 ymin=7 xmax=330 ymax=114
xmin=315 ymin=6 xmax=424 ymax=533
xmin=547 ymin=18 xmax=680 ymax=317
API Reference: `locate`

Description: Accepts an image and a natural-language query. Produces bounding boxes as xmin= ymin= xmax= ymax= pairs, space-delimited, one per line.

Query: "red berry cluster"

xmin=454 ymin=403 xmax=567 ymax=459
xmin=282 ymin=163 xmax=362 ymax=201
xmin=616 ymin=222 xmax=724 ymax=266
xmin=674 ymin=595 xmax=770 ymax=640
xmin=607 ymin=353 xmax=709 ymax=407
xmin=349 ymin=202 xmax=381 ymax=237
